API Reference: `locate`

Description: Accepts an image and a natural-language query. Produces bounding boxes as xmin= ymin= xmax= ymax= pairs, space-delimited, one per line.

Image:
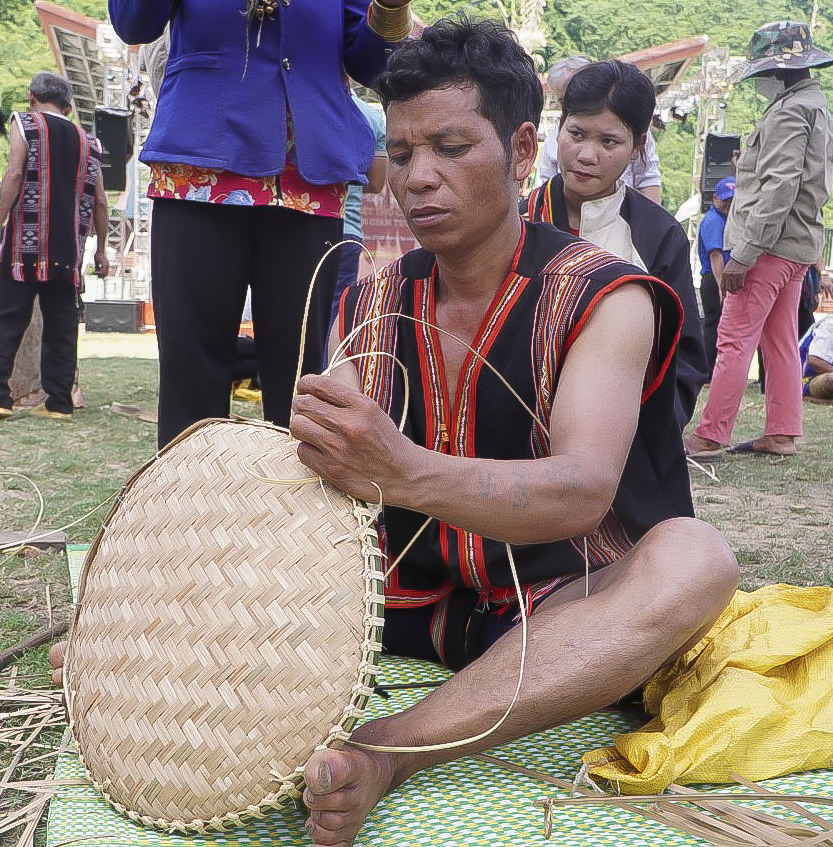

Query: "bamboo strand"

xmin=13 ymin=791 xmax=48 ymax=847
xmin=728 ymin=775 xmax=833 ymax=834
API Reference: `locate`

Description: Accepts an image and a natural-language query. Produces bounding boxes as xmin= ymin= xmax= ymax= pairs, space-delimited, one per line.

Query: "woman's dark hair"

xmin=0 ymin=109 xmax=6 ymax=138
xmin=377 ymin=16 xmax=544 ymax=157
xmin=559 ymin=59 xmax=656 ymax=144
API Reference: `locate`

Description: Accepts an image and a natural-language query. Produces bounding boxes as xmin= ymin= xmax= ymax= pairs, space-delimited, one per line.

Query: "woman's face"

xmin=557 ymin=109 xmax=642 ymax=203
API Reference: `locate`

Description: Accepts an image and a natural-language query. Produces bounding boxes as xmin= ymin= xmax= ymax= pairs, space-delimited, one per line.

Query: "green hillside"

xmin=1 ymin=0 xmax=832 ymax=219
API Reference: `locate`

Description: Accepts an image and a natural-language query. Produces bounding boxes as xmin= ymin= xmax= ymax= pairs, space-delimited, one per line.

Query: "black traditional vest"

xmin=0 ymin=111 xmax=102 ymax=287
xmin=340 ymin=221 xmax=693 ymax=665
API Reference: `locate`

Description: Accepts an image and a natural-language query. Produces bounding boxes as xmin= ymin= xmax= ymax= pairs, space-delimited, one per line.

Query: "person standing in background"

xmin=109 ymin=0 xmax=414 ymax=448
xmin=685 ymin=21 xmax=833 ymax=459
xmin=329 ymin=91 xmax=387 ymax=330
xmin=0 ymin=73 xmax=109 ymax=422
xmin=697 ymin=176 xmax=735 ymax=379
xmin=537 ymin=55 xmax=663 ymax=204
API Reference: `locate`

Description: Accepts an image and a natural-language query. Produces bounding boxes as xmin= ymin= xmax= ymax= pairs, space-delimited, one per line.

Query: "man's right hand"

xmin=290 ymin=374 xmax=420 ymax=508
xmin=721 ymin=258 xmax=750 ymax=295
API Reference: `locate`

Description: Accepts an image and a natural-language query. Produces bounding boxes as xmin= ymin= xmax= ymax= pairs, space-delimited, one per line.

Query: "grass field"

xmin=1 ymin=335 xmax=832 ymax=845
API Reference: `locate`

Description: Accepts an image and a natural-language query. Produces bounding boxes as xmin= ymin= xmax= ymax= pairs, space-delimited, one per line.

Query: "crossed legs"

xmin=302 ymin=518 xmax=738 ymax=847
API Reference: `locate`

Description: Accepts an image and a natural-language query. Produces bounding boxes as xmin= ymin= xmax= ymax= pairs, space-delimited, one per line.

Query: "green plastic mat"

xmin=48 ymin=547 xmax=833 ymax=847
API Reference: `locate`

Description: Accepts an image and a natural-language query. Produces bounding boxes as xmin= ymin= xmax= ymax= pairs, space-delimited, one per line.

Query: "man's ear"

xmin=512 ymin=121 xmax=538 ymax=183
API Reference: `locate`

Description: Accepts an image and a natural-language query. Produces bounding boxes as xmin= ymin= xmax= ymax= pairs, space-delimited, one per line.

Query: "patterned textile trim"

xmin=73 ymin=127 xmax=100 ymax=288
xmin=569 ymin=511 xmax=633 ymax=571
xmin=428 ymin=228 xmax=527 ymax=591
xmin=384 ymin=579 xmax=454 ymax=608
xmin=146 ymin=163 xmax=345 ymax=218
xmin=343 ymin=259 xmax=406 ymax=413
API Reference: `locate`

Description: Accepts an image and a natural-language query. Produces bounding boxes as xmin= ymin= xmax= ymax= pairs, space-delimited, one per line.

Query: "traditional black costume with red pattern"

xmin=339 ymin=221 xmax=692 ymax=669
xmin=0 ymin=111 xmax=101 ymax=416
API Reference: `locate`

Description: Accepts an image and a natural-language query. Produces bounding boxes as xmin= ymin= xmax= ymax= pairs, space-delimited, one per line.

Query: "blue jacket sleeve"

xmin=342 ymin=0 xmax=405 ymax=87
xmin=109 ymin=0 xmax=172 ymax=44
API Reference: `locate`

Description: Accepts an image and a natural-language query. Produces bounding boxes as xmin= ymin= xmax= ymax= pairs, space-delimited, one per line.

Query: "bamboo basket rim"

xmin=63 ymin=418 xmax=386 ymax=833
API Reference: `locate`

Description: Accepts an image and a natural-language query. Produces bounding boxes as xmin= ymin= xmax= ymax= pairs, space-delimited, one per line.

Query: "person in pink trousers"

xmin=685 ymin=20 xmax=833 ymax=460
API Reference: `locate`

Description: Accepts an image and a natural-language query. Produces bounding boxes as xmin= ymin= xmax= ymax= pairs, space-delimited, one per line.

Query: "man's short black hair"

xmin=29 ymin=72 xmax=74 ymax=111
xmin=377 ymin=16 xmax=544 ymax=157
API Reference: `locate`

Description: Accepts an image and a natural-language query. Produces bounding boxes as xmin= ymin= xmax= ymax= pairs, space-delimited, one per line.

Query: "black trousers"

xmin=700 ymin=272 xmax=722 ymax=380
xmin=150 ymin=200 xmax=342 ymax=447
xmin=0 ymin=276 xmax=78 ymax=414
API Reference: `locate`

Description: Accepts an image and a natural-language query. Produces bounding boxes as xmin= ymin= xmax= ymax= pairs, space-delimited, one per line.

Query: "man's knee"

xmin=809 ymin=373 xmax=833 ymax=400
xmin=638 ymin=517 xmax=738 ymax=627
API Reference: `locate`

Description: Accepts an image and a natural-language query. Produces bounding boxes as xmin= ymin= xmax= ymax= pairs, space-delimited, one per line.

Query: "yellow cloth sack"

xmin=583 ymin=584 xmax=833 ymax=794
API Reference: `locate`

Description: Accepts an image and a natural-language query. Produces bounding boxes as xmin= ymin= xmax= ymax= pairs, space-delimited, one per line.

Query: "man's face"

xmin=714 ymin=194 xmax=733 ymax=214
xmin=385 ymin=85 xmax=526 ymax=259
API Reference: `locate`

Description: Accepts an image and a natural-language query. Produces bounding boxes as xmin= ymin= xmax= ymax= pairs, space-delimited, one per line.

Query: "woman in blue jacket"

xmin=109 ymin=0 xmax=412 ymax=446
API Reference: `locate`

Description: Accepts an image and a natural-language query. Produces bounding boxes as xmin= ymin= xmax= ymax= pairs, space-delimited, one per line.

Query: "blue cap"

xmin=714 ymin=177 xmax=736 ymax=201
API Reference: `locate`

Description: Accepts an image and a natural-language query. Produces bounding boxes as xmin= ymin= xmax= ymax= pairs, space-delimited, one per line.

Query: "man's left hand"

xmin=289 ymin=374 xmax=418 ymax=505
xmin=721 ymin=258 xmax=750 ymax=295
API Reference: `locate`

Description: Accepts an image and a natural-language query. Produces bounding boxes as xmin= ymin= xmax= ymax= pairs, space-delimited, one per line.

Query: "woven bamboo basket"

xmin=63 ymin=419 xmax=385 ymax=833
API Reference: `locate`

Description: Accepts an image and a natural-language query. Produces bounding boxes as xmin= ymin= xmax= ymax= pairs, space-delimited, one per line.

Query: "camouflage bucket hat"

xmin=736 ymin=21 xmax=833 ymax=81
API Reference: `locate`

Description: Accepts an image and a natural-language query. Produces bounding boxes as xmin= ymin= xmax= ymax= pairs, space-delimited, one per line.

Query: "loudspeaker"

xmin=85 ymin=300 xmax=144 ymax=333
xmin=94 ymin=107 xmax=133 ymax=192
xmin=700 ymin=133 xmax=740 ymax=211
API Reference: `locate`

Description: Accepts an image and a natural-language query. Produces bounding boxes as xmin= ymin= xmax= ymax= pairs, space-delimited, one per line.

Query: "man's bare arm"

xmin=291 ymin=283 xmax=654 ymax=544
xmin=807 ymin=354 xmax=833 ymax=375
xmin=709 ymin=249 xmax=725 ymax=300
xmin=363 ymin=154 xmax=388 ymax=194
xmin=0 ymin=121 xmax=27 ymax=225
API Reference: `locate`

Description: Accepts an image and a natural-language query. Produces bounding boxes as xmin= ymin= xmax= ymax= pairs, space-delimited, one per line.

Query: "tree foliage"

xmin=0 ymin=0 xmax=107 ymax=170
xmin=414 ymin=0 xmax=833 ymax=221
xmin=3 ymin=0 xmax=833 ymax=224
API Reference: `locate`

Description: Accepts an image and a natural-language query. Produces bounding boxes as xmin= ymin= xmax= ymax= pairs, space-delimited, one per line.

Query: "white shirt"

xmin=808 ymin=314 xmax=833 ymax=365
xmin=537 ymin=125 xmax=661 ymax=190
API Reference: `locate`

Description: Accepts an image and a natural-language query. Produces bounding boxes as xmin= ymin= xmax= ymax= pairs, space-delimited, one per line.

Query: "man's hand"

xmin=721 ymin=258 xmax=750 ymax=295
xmin=820 ymin=270 xmax=833 ymax=299
xmin=289 ymin=374 xmax=418 ymax=505
xmin=94 ymin=248 xmax=109 ymax=278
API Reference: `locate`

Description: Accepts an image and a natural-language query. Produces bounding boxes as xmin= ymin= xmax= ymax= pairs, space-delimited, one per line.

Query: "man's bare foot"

xmin=302 ymin=738 xmax=403 ymax=847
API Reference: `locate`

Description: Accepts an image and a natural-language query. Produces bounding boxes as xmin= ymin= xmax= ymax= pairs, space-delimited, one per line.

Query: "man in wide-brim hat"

xmin=735 ymin=20 xmax=833 ymax=80
xmin=685 ymin=21 xmax=833 ymax=460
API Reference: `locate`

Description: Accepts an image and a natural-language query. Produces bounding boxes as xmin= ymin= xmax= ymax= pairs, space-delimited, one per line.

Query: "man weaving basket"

xmin=288 ymin=18 xmax=738 ymax=847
